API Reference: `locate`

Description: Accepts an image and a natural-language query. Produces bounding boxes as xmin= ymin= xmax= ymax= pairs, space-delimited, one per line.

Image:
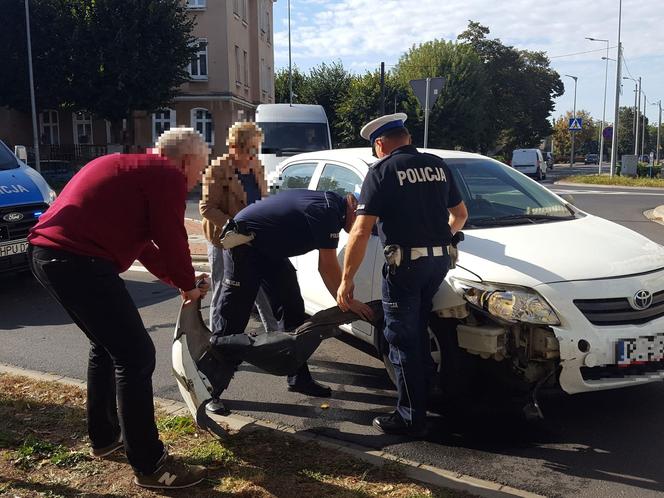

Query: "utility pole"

xmin=635 ymin=77 xmax=641 ymax=156
xmin=288 ymin=0 xmax=293 ymax=105
xmin=609 ymin=0 xmax=623 ymax=178
xmin=564 ymin=74 xmax=578 ymax=167
xmin=423 ymin=77 xmax=431 ymax=149
xmin=641 ymin=92 xmax=647 ymax=159
xmin=587 ymin=37 xmax=610 ymax=174
xmin=654 ymin=101 xmax=662 ymax=165
xmin=24 ymin=0 xmax=40 ymax=172
xmin=380 ymin=62 xmax=385 ymax=115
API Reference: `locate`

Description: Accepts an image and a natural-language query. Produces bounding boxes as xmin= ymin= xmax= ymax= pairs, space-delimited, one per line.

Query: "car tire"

xmin=380 ymin=315 xmax=478 ymax=402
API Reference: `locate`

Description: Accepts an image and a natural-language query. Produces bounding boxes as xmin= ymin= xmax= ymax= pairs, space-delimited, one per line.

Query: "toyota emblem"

xmin=2 ymin=212 xmax=23 ymax=223
xmin=633 ymin=290 xmax=653 ymax=311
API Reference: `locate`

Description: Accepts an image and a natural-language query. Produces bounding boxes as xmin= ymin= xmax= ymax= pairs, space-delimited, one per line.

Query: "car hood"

xmin=457 ymin=215 xmax=664 ymax=287
xmin=0 ymin=166 xmax=45 ymax=207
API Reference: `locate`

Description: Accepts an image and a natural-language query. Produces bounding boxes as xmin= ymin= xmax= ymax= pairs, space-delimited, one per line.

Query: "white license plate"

xmin=0 ymin=240 xmax=28 ymax=258
xmin=616 ymin=334 xmax=664 ymax=367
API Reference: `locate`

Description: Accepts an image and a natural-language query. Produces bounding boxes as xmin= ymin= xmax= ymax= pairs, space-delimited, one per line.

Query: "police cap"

xmin=360 ymin=113 xmax=408 ymax=144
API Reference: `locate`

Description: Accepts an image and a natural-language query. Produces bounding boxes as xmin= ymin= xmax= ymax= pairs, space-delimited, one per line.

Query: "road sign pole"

xmin=423 ymin=77 xmax=430 ymax=149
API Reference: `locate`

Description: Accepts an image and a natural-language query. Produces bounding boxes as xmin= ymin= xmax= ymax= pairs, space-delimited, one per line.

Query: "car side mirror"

xmin=14 ymin=145 xmax=28 ymax=162
xmin=560 ymin=193 xmax=576 ymax=206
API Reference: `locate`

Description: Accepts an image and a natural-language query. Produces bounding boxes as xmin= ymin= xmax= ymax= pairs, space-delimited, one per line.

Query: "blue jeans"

xmin=382 ymin=253 xmax=450 ymax=426
xmin=207 ymin=242 xmax=278 ymax=334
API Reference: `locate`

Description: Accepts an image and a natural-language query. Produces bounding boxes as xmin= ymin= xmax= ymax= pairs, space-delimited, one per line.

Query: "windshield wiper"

xmin=468 ymin=213 xmax=575 ymax=226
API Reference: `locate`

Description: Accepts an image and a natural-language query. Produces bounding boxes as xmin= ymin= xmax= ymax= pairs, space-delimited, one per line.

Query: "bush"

xmin=637 ymin=163 xmax=662 ymax=178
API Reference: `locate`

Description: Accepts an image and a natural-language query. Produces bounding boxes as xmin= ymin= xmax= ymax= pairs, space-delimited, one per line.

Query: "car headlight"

xmin=451 ymin=278 xmax=560 ymax=325
xmin=48 ymin=188 xmax=57 ymax=204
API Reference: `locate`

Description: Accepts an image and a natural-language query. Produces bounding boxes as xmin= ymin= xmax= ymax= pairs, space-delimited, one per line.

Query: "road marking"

xmin=552 ymin=189 xmax=664 ymax=196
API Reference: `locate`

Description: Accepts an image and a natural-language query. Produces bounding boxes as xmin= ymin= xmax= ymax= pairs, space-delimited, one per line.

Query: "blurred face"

xmin=182 ymin=151 xmax=208 ymax=191
xmin=374 ymin=131 xmax=411 ymax=158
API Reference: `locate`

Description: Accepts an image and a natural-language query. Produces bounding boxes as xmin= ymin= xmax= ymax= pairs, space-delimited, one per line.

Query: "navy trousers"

xmin=210 ymin=244 xmax=313 ymax=388
xmin=381 ymin=253 xmax=450 ymax=427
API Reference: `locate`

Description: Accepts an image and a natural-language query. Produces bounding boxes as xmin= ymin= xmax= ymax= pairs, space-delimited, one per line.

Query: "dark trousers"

xmin=28 ymin=245 xmax=164 ymax=474
xmin=381 ymin=253 xmax=449 ymax=427
xmin=210 ymin=244 xmax=312 ymax=388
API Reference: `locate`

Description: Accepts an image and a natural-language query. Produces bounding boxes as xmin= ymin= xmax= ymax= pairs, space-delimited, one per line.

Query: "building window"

xmin=186 ymin=0 xmax=205 ymax=8
xmin=72 ymin=112 xmax=93 ymax=144
xmin=241 ymin=0 xmax=247 ymax=21
xmin=152 ymin=109 xmax=177 ymax=143
xmin=243 ymin=50 xmax=248 ymax=87
xmin=191 ymin=108 xmax=213 ymax=145
xmin=189 ymin=39 xmax=208 ymax=80
xmin=235 ymin=45 xmax=241 ymax=86
xmin=233 ymin=0 xmax=239 ymax=15
xmin=39 ymin=110 xmax=59 ymax=145
xmin=266 ymin=11 xmax=271 ymax=42
xmin=267 ymin=66 xmax=272 ymax=97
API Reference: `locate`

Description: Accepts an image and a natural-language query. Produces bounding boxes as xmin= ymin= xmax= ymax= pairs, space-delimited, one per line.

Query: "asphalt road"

xmin=3 ymin=165 xmax=664 ymax=497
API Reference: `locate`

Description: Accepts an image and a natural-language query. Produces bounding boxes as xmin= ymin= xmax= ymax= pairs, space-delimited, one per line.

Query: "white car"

xmin=274 ymin=148 xmax=664 ymax=410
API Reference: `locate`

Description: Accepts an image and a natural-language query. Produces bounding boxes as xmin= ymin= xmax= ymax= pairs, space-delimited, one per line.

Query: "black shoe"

xmin=287 ymin=379 xmax=332 ymax=397
xmin=205 ymin=398 xmax=230 ymax=415
xmin=372 ymin=412 xmax=427 ymax=437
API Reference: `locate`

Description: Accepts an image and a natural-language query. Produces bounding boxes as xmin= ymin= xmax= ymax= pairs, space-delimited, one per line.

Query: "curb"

xmin=653 ymin=205 xmax=664 ymax=221
xmin=553 ymin=181 xmax=664 ymax=191
xmin=0 ymin=363 xmax=543 ymax=498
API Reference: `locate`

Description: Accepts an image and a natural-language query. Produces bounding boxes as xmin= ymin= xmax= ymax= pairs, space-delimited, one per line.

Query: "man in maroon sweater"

xmin=28 ymin=128 xmax=211 ymax=489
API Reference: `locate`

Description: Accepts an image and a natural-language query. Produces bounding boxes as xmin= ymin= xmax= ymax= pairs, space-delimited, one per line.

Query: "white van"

xmin=511 ymin=148 xmax=546 ymax=180
xmin=255 ymin=104 xmax=332 ymax=179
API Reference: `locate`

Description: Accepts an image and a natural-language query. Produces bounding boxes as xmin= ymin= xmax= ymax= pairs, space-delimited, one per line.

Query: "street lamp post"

xmin=609 ymin=0 xmax=623 ymax=178
xmin=635 ymin=77 xmax=641 ymax=156
xmin=587 ymin=37 xmax=610 ymax=174
xmin=653 ymin=101 xmax=662 ymax=166
xmin=641 ymin=92 xmax=647 ymax=160
xmin=24 ymin=0 xmax=40 ymax=172
xmin=564 ymin=74 xmax=578 ymax=167
xmin=288 ymin=0 xmax=293 ymax=105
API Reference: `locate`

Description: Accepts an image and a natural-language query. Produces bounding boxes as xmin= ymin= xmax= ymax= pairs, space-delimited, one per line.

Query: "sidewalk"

xmin=185 ymin=217 xmax=209 ymax=262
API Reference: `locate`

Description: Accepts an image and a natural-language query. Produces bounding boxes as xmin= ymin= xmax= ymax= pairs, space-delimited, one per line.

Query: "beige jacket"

xmin=200 ymin=156 xmax=268 ymax=247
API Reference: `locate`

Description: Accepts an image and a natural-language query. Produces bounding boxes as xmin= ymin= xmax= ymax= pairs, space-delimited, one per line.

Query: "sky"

xmin=272 ymin=0 xmax=664 ymax=128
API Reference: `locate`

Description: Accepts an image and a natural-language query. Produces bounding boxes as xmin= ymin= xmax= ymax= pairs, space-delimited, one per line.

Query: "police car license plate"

xmin=616 ymin=334 xmax=664 ymax=367
xmin=0 ymin=240 xmax=28 ymax=258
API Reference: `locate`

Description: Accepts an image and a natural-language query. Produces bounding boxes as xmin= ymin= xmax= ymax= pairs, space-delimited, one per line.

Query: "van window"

xmin=278 ymin=162 xmax=317 ymax=190
xmin=316 ymin=163 xmax=362 ymax=197
xmin=0 ymin=141 xmax=19 ymax=171
xmin=259 ymin=122 xmax=330 ymax=154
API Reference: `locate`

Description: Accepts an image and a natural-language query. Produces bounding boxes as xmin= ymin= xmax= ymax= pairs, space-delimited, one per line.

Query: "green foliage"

xmin=394 ymin=39 xmax=487 ymax=150
xmin=552 ymin=110 xmax=598 ymax=158
xmin=0 ymin=0 xmax=196 ymax=127
xmin=156 ymin=415 xmax=197 ymax=437
xmin=275 ymin=66 xmax=307 ymax=104
xmin=185 ymin=440 xmax=238 ymax=466
xmin=12 ymin=435 xmax=87 ymax=470
xmin=560 ymin=174 xmax=664 ymax=188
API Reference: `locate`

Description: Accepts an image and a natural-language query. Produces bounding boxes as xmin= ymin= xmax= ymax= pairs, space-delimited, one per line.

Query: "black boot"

xmin=372 ymin=411 xmax=427 ymax=437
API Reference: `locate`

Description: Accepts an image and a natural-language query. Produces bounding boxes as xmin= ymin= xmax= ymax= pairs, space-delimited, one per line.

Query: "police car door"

xmin=299 ymin=162 xmax=377 ymax=336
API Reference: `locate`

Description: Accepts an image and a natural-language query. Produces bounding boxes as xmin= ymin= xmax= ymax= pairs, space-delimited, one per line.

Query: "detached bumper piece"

xmin=172 ymin=301 xmax=382 ymax=435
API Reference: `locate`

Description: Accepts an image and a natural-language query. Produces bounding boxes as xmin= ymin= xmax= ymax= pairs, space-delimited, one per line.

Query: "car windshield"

xmin=0 ymin=141 xmax=20 ymax=171
xmin=446 ymin=158 xmax=575 ymax=227
xmin=259 ymin=122 xmax=330 ymax=154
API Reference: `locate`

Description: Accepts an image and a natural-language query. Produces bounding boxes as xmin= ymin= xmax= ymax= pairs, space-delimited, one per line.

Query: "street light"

xmin=641 ymin=92 xmax=647 ymax=160
xmin=652 ymin=101 xmax=662 ymax=166
xmin=587 ymin=37 xmax=610 ymax=174
xmin=609 ymin=0 xmax=623 ymax=178
xmin=623 ymin=76 xmax=640 ymax=155
xmin=564 ymin=74 xmax=578 ymax=167
xmin=24 ymin=0 xmax=40 ymax=172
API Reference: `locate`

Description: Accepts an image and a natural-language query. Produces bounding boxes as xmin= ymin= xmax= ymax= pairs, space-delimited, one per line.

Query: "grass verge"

xmin=559 ymin=175 xmax=664 ymax=188
xmin=0 ymin=373 xmax=471 ymax=497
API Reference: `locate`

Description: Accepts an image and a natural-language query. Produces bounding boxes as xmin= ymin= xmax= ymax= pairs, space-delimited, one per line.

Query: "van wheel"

xmin=380 ymin=315 xmax=477 ymax=401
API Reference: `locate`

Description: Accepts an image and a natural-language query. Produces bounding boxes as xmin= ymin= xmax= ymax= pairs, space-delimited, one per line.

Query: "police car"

xmin=0 ymin=140 xmax=56 ymax=273
xmin=273 ymin=148 xmax=664 ymax=402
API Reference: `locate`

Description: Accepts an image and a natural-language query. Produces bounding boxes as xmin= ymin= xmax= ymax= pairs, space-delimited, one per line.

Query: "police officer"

xmin=337 ymin=113 xmax=468 ymax=436
xmin=209 ymin=189 xmax=373 ymax=405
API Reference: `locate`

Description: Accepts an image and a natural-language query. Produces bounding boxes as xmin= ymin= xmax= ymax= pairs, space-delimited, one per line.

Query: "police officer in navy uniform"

xmin=209 ymin=189 xmax=373 ymax=406
xmin=337 ymin=113 xmax=468 ymax=436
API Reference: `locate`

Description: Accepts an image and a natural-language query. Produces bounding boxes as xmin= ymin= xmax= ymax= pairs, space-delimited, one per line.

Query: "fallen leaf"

xmin=320 ymin=403 xmax=329 ymax=410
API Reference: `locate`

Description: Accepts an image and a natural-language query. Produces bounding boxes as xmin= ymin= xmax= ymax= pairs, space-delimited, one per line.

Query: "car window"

xmin=278 ymin=162 xmax=317 ymax=190
xmin=0 ymin=141 xmax=19 ymax=171
xmin=316 ymin=163 xmax=362 ymax=197
xmin=446 ymin=158 xmax=573 ymax=224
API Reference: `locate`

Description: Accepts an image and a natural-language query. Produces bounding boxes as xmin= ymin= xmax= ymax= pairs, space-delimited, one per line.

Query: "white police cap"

xmin=360 ymin=113 xmax=408 ymax=144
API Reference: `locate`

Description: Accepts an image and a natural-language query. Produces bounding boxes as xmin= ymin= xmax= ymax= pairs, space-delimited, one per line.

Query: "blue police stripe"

xmin=370 ymin=120 xmax=405 ymax=143
xmin=0 ymin=168 xmax=45 ymax=207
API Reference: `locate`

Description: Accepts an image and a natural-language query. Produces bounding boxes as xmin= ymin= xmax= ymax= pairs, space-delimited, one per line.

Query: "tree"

xmin=393 ymin=39 xmax=488 ymax=150
xmin=552 ymin=110 xmax=597 ymax=160
xmin=0 ymin=0 xmax=197 ymax=141
xmin=457 ymin=21 xmax=563 ymax=154
xmin=274 ymin=66 xmax=307 ymax=104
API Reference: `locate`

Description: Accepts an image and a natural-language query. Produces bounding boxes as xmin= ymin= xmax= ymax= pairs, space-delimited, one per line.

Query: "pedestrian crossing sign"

xmin=568 ymin=118 xmax=583 ymax=131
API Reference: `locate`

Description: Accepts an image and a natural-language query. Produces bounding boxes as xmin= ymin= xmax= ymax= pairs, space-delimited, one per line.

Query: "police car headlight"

xmin=451 ymin=278 xmax=560 ymax=325
xmin=47 ymin=188 xmax=57 ymax=204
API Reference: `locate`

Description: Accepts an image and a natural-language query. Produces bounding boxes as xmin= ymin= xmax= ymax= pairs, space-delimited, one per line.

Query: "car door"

xmin=296 ymin=161 xmax=378 ymax=338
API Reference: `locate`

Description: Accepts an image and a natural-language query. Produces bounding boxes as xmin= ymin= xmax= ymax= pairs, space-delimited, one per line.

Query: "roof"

xmin=255 ymin=104 xmax=328 ymax=123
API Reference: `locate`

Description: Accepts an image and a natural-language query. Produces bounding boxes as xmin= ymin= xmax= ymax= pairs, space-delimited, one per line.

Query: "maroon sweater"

xmin=29 ymin=153 xmax=195 ymax=291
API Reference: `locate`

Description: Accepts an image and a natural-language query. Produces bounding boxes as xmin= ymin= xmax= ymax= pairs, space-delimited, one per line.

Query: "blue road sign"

xmin=569 ymin=118 xmax=583 ymax=131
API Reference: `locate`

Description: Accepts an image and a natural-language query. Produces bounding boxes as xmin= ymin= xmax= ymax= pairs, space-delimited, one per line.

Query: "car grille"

xmin=574 ymin=292 xmax=664 ymax=326
xmin=581 ymin=362 xmax=664 ymax=381
xmin=0 ymin=203 xmax=48 ymax=243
